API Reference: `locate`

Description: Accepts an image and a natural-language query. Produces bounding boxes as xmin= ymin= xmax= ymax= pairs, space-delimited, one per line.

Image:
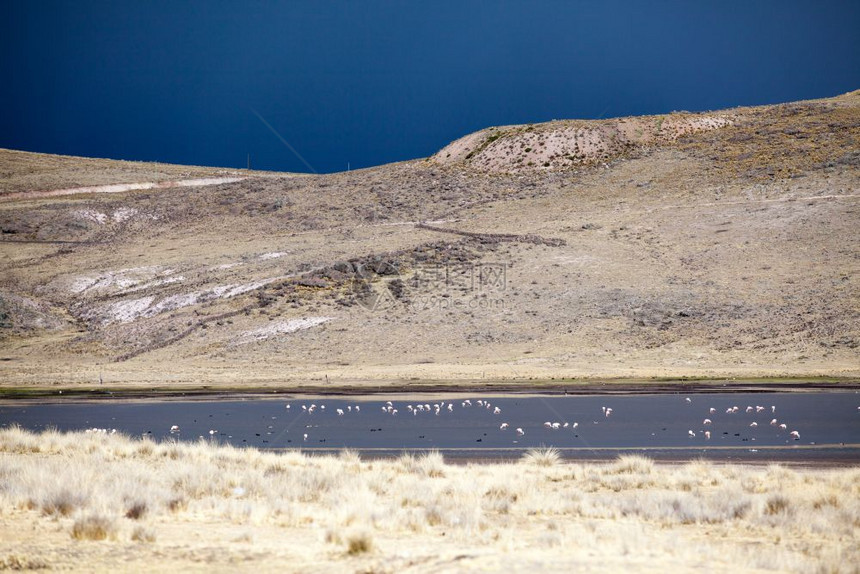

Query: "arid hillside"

xmin=0 ymin=91 xmax=858 ymax=390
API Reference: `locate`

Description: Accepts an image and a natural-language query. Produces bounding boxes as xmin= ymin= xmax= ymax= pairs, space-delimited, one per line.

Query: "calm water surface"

xmin=2 ymin=392 xmax=858 ymax=462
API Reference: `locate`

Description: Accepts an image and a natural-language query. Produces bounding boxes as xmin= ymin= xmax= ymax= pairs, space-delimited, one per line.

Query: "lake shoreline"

xmin=1 ymin=377 xmax=859 ymax=403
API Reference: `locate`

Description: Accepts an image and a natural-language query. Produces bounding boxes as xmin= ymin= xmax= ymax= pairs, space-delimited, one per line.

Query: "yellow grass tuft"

xmin=71 ymin=513 xmax=117 ymax=541
xmin=130 ymin=525 xmax=156 ymax=543
xmin=0 ymin=554 xmax=49 ymax=570
xmin=345 ymin=530 xmax=374 ymax=555
xmin=609 ymin=454 xmax=655 ymax=475
xmin=522 ymin=446 xmax=560 ymax=467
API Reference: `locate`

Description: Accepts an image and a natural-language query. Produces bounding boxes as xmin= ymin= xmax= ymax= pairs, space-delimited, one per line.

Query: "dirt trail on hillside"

xmin=0 ymin=177 xmax=246 ymax=202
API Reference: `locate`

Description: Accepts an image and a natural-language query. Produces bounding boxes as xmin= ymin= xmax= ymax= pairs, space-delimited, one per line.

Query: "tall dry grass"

xmin=0 ymin=426 xmax=857 ymax=572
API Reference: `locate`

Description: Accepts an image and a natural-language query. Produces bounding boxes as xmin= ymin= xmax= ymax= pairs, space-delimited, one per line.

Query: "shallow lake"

xmin=2 ymin=392 xmax=859 ymax=462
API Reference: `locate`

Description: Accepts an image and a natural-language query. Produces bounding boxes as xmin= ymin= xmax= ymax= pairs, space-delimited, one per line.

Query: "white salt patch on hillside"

xmin=172 ymin=177 xmax=244 ymax=188
xmin=141 ymin=292 xmax=201 ymax=319
xmin=72 ymin=182 xmax=158 ymax=195
xmin=75 ymin=207 xmax=140 ymax=225
xmin=84 ymin=265 xmax=327 ymax=325
xmin=112 ymin=207 xmax=138 ymax=223
xmin=259 ymin=252 xmax=288 ymax=260
xmin=104 ymin=297 xmax=155 ymax=324
xmin=76 ymin=209 xmax=108 ymax=224
xmin=65 ymin=266 xmax=174 ymax=296
xmin=238 ymin=317 xmax=333 ymax=343
xmin=211 ymin=281 xmax=271 ymax=299
xmin=119 ymin=275 xmax=185 ymax=294
xmin=69 ymin=277 xmax=100 ymax=294
xmin=95 ymin=278 xmax=288 ymax=324
xmin=95 ymin=276 xmax=138 ymax=291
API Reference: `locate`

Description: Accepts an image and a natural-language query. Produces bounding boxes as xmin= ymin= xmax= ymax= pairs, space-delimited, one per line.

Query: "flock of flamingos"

xmin=77 ymin=395 xmax=811 ymax=448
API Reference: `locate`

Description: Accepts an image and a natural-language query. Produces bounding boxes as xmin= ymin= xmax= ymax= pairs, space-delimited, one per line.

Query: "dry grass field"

xmin=0 ymin=91 xmax=858 ymax=391
xmin=0 ymin=427 xmax=857 ymax=572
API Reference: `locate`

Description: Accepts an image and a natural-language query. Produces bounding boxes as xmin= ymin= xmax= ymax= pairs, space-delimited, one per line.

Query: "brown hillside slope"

xmin=0 ymin=148 xmax=258 ymax=197
xmin=0 ymin=91 xmax=858 ymax=390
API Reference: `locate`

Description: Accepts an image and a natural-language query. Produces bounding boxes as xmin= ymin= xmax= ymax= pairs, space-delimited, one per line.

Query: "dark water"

xmin=2 ymin=392 xmax=859 ymax=462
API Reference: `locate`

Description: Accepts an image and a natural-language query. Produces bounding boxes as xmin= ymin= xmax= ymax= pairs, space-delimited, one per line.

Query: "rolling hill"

xmin=1 ymin=90 xmax=858 ymax=391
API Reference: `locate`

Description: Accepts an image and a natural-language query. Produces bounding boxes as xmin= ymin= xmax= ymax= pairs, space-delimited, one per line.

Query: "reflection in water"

xmin=1 ymin=392 xmax=858 ymax=462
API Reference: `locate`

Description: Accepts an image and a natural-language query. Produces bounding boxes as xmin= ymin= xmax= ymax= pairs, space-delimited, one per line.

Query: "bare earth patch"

xmin=235 ymin=317 xmax=334 ymax=344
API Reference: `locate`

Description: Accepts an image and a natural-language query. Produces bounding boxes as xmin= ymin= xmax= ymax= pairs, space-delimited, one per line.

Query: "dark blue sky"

xmin=2 ymin=1 xmax=859 ymax=174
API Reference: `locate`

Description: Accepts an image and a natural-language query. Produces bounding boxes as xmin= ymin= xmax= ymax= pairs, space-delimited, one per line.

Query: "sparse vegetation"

xmin=0 ymin=428 xmax=857 ymax=571
xmin=71 ymin=513 xmax=118 ymax=541
xmin=346 ymin=530 xmax=374 ymax=555
xmin=0 ymin=92 xmax=858 ymax=390
xmin=522 ymin=446 xmax=560 ymax=467
xmin=130 ymin=524 xmax=156 ymax=543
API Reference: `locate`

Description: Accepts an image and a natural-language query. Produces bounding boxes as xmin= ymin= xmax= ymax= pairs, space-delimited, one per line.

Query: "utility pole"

xmin=247 ymin=154 xmax=251 ymax=170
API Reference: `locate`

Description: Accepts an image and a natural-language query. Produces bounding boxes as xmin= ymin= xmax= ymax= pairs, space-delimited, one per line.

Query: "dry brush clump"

xmin=522 ymin=446 xmax=561 ymax=467
xmin=0 ymin=427 xmax=858 ymax=572
xmin=71 ymin=512 xmax=118 ymax=541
